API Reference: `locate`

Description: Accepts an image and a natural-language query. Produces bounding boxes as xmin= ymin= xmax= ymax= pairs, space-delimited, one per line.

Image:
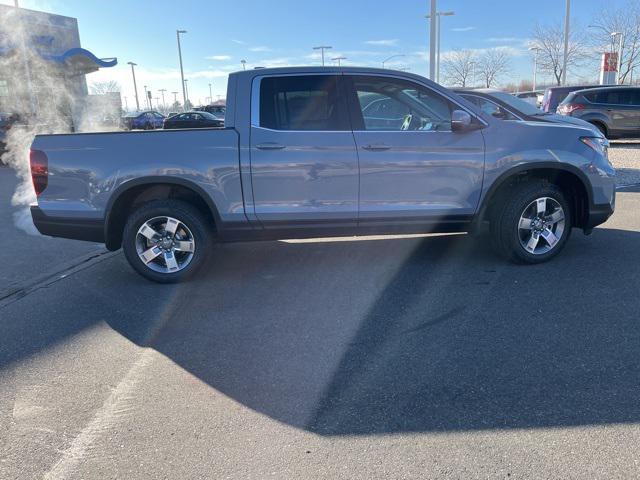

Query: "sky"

xmin=0 ymin=0 xmax=622 ymax=108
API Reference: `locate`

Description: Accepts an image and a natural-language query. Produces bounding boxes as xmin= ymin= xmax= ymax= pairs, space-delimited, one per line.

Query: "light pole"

xmin=184 ymin=79 xmax=189 ymax=108
xmin=429 ymin=0 xmax=437 ymax=81
xmin=529 ymin=46 xmax=541 ymax=90
xmin=208 ymin=83 xmax=213 ymax=104
xmin=382 ymin=54 xmax=406 ymax=68
xmin=127 ymin=61 xmax=140 ymax=111
xmin=426 ymin=10 xmax=455 ymax=84
xmin=612 ymin=31 xmax=624 ymax=84
xmin=313 ymin=46 xmax=333 ymax=66
xmin=562 ymin=0 xmax=570 ymax=85
xmin=171 ymin=91 xmax=178 ymax=106
xmin=159 ymin=88 xmax=166 ymax=110
xmin=143 ymin=85 xmax=150 ymax=109
xmin=176 ymin=29 xmax=187 ymax=110
xmin=240 ymin=59 xmax=247 ymax=70
xmin=332 ymin=56 xmax=347 ymax=66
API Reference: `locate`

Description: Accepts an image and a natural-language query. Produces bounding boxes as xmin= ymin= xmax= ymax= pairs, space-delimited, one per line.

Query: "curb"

xmin=616 ymin=183 xmax=640 ymax=191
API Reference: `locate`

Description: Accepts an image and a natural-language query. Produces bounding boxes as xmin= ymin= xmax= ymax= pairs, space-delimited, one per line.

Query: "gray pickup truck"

xmin=30 ymin=67 xmax=616 ymax=282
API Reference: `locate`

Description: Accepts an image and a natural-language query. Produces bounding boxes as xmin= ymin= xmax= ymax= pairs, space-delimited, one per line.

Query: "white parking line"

xmin=43 ymin=349 xmax=155 ymax=480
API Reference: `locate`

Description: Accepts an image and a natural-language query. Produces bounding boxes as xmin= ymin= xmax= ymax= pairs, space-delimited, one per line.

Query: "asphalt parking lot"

xmin=1 ymin=160 xmax=639 ymax=479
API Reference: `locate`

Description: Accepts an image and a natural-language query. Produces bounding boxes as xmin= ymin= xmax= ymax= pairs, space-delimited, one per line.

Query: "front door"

xmin=345 ymin=75 xmax=485 ymax=227
xmin=250 ymin=74 xmax=359 ymax=228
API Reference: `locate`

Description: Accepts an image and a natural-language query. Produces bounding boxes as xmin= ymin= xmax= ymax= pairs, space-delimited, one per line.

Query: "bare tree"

xmin=477 ymin=49 xmax=510 ymax=88
xmin=590 ymin=1 xmax=640 ymax=84
xmin=531 ymin=23 xmax=589 ymax=86
xmin=441 ymin=49 xmax=477 ymax=87
xmin=89 ymin=81 xmax=121 ymax=95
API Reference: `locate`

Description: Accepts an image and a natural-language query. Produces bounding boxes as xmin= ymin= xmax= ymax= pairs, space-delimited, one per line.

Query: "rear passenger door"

xmin=250 ymin=74 xmax=359 ymax=227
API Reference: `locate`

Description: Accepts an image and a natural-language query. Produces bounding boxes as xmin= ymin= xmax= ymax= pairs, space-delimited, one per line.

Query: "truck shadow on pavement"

xmin=2 ymin=224 xmax=639 ymax=436
xmin=112 ymin=224 xmax=640 ymax=435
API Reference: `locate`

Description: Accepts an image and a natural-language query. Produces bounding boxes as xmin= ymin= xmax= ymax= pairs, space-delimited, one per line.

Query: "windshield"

xmin=485 ymin=91 xmax=543 ymax=115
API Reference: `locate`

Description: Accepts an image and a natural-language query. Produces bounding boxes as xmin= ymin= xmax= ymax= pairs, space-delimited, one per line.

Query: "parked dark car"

xmin=541 ymin=85 xmax=595 ymax=113
xmin=195 ymin=105 xmax=226 ymax=118
xmin=122 ymin=111 xmax=165 ymax=130
xmin=1 ymin=112 xmax=23 ymax=158
xmin=557 ymin=85 xmax=640 ymax=138
xmin=454 ymin=88 xmax=601 ymax=135
xmin=1 ymin=112 xmax=12 ymax=150
xmin=163 ymin=111 xmax=224 ymax=129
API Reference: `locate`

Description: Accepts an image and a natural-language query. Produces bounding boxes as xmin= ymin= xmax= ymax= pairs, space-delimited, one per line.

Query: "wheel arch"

xmin=587 ymin=120 xmax=608 ymax=137
xmin=476 ymin=163 xmax=594 ymax=230
xmin=104 ymin=176 xmax=221 ymax=251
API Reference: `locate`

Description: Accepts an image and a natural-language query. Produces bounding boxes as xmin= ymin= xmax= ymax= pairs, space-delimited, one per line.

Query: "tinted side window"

xmin=601 ymin=90 xmax=635 ymax=105
xmin=460 ymin=94 xmax=482 ymax=108
xmin=350 ymin=75 xmax=453 ymax=131
xmin=478 ymin=98 xmax=517 ymax=120
xmin=259 ymin=75 xmax=348 ymax=131
xmin=591 ymin=91 xmax=610 ymax=104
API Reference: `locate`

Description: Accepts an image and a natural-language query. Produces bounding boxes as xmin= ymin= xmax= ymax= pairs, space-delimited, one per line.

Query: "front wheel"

xmin=122 ymin=200 xmax=213 ymax=283
xmin=490 ymin=182 xmax=572 ymax=264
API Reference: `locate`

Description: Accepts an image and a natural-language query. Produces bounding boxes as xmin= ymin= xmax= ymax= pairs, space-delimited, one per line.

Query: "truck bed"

xmin=31 ymin=127 xmax=246 ymax=239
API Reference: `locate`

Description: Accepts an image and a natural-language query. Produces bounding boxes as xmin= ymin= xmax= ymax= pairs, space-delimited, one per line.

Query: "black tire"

xmin=122 ymin=199 xmax=213 ymax=283
xmin=589 ymin=121 xmax=608 ymax=138
xmin=490 ymin=182 xmax=572 ymax=264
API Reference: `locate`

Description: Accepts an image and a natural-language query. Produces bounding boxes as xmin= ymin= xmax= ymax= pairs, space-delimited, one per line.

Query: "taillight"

xmin=558 ymin=103 xmax=585 ymax=115
xmin=30 ymin=149 xmax=48 ymax=195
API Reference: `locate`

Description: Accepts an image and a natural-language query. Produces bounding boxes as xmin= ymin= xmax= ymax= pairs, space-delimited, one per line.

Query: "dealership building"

xmin=0 ymin=4 xmax=117 ymax=129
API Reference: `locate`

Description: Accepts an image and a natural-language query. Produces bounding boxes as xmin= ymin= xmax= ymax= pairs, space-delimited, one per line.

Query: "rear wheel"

xmin=490 ymin=182 xmax=572 ymax=264
xmin=122 ymin=199 xmax=213 ymax=283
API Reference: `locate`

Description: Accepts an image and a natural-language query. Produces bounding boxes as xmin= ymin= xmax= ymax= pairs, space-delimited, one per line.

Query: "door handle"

xmin=256 ymin=142 xmax=286 ymax=150
xmin=362 ymin=143 xmax=391 ymax=151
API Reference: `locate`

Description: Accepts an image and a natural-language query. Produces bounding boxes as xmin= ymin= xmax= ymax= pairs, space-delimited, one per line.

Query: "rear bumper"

xmin=30 ymin=206 xmax=105 ymax=243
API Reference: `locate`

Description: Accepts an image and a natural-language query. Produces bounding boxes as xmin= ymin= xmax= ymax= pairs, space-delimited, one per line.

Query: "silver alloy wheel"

xmin=517 ymin=197 xmax=566 ymax=255
xmin=135 ymin=216 xmax=195 ymax=274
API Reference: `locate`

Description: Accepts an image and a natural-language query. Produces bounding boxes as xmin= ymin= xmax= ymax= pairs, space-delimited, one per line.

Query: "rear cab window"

xmin=259 ymin=75 xmax=349 ymax=131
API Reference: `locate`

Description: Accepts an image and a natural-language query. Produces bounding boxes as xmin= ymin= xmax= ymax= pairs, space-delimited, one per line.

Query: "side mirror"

xmin=451 ymin=110 xmax=473 ymax=132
